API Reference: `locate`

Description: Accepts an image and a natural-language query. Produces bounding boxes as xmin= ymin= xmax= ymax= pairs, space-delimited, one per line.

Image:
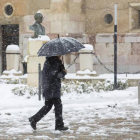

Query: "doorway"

xmin=1 ymin=24 xmax=19 ymax=72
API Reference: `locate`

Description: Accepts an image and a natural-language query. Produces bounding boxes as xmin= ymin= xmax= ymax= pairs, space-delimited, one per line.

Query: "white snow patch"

xmin=3 ymin=69 xmax=22 ymax=75
xmin=0 ymin=69 xmax=28 ymax=79
xmin=29 ymin=35 xmax=50 ymax=41
xmin=68 ymin=136 xmax=75 ymax=138
xmin=22 ymin=55 xmax=29 ymax=62
xmin=77 ymin=69 xmax=96 ymax=75
xmin=21 ymin=74 xmax=28 ymax=78
xmin=82 ymin=44 xmax=93 ymax=51
xmin=6 ymin=45 xmax=19 ymax=51
xmin=37 ymin=11 xmax=41 ymax=14
xmin=90 ymin=132 xmax=109 ymax=136
xmin=77 ymin=127 xmax=90 ymax=132
xmin=35 ymin=135 xmax=50 ymax=139
xmin=66 ymin=73 xmax=140 ymax=79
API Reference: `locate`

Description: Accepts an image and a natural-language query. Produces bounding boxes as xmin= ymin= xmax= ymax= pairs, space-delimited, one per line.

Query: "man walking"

xmin=29 ymin=56 xmax=68 ymax=131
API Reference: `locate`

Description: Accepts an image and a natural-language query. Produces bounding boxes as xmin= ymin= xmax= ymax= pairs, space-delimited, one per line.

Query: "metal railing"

xmin=93 ymin=52 xmax=140 ymax=74
xmin=38 ymin=52 xmax=140 ymax=100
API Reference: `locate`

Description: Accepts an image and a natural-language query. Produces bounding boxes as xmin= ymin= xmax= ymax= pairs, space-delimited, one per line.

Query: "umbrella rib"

xmin=38 ymin=37 xmax=85 ymax=57
xmin=64 ymin=38 xmax=80 ymax=52
xmin=70 ymin=38 xmax=85 ymax=49
xmin=58 ymin=38 xmax=66 ymax=55
xmin=38 ymin=38 xmax=58 ymax=55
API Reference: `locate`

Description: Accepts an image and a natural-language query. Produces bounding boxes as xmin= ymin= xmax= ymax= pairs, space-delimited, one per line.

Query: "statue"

xmin=29 ymin=12 xmax=45 ymax=38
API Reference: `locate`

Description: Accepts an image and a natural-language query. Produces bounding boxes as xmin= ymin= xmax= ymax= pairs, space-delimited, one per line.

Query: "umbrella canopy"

xmin=37 ymin=37 xmax=85 ymax=57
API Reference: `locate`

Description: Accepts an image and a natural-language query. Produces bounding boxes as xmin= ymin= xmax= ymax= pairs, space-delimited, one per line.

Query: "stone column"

xmin=6 ymin=45 xmax=20 ymax=71
xmin=79 ymin=44 xmax=94 ymax=71
xmin=0 ymin=26 xmax=2 ymax=75
xmin=138 ymin=81 xmax=140 ymax=105
xmin=27 ymin=36 xmax=50 ymax=87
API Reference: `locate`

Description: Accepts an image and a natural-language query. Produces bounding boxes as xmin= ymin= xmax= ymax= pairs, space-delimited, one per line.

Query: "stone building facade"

xmin=86 ymin=0 xmax=140 ymax=74
xmin=0 ymin=0 xmax=140 ymax=75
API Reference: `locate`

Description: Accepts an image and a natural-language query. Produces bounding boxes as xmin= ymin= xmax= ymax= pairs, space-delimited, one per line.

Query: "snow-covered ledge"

xmin=6 ymin=45 xmax=20 ymax=71
xmin=28 ymin=35 xmax=50 ymax=43
xmin=78 ymin=44 xmax=95 ymax=76
xmin=0 ymin=69 xmax=27 ymax=84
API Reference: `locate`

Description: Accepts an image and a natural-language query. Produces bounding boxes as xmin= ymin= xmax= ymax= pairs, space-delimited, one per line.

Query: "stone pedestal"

xmin=6 ymin=45 xmax=20 ymax=71
xmin=77 ymin=44 xmax=96 ymax=76
xmin=27 ymin=36 xmax=50 ymax=87
xmin=79 ymin=44 xmax=94 ymax=71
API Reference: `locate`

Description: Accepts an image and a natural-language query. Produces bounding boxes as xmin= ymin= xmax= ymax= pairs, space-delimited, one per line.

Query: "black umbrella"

xmin=37 ymin=35 xmax=85 ymax=57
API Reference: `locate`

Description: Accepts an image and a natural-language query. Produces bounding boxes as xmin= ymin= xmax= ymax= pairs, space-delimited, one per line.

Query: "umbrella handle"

xmin=62 ymin=56 xmax=64 ymax=65
xmin=61 ymin=56 xmax=66 ymax=71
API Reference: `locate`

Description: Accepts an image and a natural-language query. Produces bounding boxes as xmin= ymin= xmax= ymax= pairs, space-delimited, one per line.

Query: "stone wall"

xmin=2 ymin=0 xmax=140 ymax=75
xmin=21 ymin=0 xmax=86 ymax=73
xmin=84 ymin=0 xmax=140 ymax=74
xmin=86 ymin=0 xmax=140 ymax=34
xmin=88 ymin=33 xmax=140 ymax=74
xmin=15 ymin=0 xmax=140 ymax=74
xmin=0 ymin=0 xmax=50 ymax=16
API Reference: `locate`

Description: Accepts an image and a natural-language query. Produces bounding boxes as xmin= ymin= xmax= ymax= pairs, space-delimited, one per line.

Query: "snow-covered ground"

xmin=0 ymin=84 xmax=137 ymax=113
xmin=0 ymin=83 xmax=140 ymax=140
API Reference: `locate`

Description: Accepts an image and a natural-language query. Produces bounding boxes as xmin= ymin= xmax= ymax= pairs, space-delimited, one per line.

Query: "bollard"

xmin=38 ymin=63 xmax=41 ymax=101
xmin=138 ymin=81 xmax=140 ymax=104
xmin=6 ymin=45 xmax=20 ymax=71
xmin=79 ymin=44 xmax=94 ymax=71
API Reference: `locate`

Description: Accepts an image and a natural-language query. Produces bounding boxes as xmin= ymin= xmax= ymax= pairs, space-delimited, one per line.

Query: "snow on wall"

xmin=6 ymin=45 xmax=19 ymax=51
xmin=28 ymin=35 xmax=50 ymax=41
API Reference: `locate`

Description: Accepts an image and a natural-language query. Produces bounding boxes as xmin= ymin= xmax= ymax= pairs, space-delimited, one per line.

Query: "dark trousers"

xmin=30 ymin=98 xmax=64 ymax=128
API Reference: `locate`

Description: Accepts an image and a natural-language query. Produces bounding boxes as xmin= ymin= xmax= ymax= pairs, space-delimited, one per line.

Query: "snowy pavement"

xmin=0 ymin=84 xmax=140 ymax=140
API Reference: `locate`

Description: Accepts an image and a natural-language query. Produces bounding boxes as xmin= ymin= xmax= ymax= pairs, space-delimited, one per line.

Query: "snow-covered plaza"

xmin=0 ymin=82 xmax=140 ymax=140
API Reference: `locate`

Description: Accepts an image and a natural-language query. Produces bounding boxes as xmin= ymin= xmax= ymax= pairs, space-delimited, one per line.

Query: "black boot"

xmin=29 ymin=118 xmax=37 ymax=130
xmin=53 ymin=98 xmax=68 ymax=131
xmin=53 ymin=98 xmax=67 ymax=131
xmin=55 ymin=126 xmax=69 ymax=131
xmin=29 ymin=100 xmax=53 ymax=130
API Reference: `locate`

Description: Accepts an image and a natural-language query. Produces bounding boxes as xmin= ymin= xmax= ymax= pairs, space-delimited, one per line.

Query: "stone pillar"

xmin=79 ymin=44 xmax=94 ymax=71
xmin=0 ymin=26 xmax=2 ymax=75
xmin=138 ymin=81 xmax=140 ymax=105
xmin=6 ymin=45 xmax=20 ymax=71
xmin=27 ymin=36 xmax=50 ymax=87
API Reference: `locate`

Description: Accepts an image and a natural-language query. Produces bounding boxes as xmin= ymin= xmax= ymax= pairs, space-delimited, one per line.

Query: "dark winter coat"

xmin=42 ymin=56 xmax=66 ymax=100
